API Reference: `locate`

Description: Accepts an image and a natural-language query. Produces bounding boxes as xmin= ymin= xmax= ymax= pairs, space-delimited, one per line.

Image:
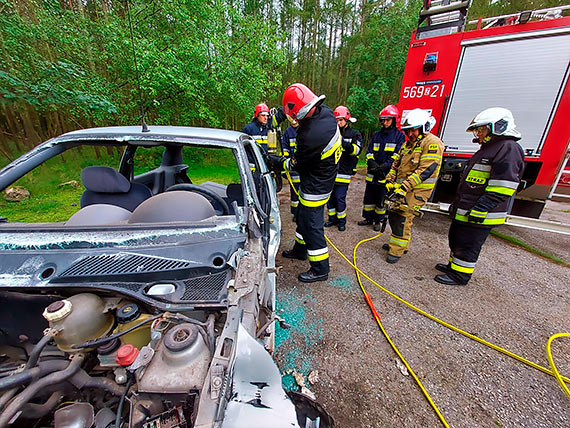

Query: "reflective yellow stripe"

xmin=414 ymin=183 xmax=435 ymax=189
xmin=367 ymin=153 xmax=375 ymax=159
xmin=299 ymin=196 xmax=329 ymax=207
xmin=470 ymin=209 xmax=487 ymax=218
xmin=321 ymin=134 xmax=342 ymax=160
xmin=308 ymin=253 xmax=329 ymax=262
xmin=291 ymin=201 xmax=299 ymax=207
xmin=421 ymin=155 xmax=442 ymax=161
xmin=374 ymin=207 xmax=386 ymax=215
xmin=363 ymin=206 xmax=374 ymax=212
xmin=455 ymin=214 xmax=506 ymax=225
xmin=384 ymin=146 xmax=395 ymax=152
xmin=451 ymin=262 xmax=474 ymax=274
xmin=335 ymin=177 xmax=351 ymax=184
xmin=389 ymin=235 xmax=409 ymax=246
xmin=486 ymin=186 xmax=516 ymax=196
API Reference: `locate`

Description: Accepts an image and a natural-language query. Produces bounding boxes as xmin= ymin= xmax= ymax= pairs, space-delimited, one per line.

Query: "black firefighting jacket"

xmin=282 ymin=125 xmax=297 ymax=159
xmin=452 ymin=136 xmax=525 ymax=227
xmin=365 ymin=127 xmax=405 ymax=184
xmin=336 ymin=125 xmax=363 ymax=184
xmin=285 ymin=105 xmax=341 ymax=207
xmin=242 ymin=119 xmax=269 ymax=153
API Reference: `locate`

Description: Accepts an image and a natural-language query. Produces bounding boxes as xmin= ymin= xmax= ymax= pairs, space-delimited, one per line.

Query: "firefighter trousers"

xmin=291 ymin=203 xmax=329 ymax=275
xmin=446 ymin=221 xmax=491 ymax=284
xmin=387 ymin=189 xmax=428 ymax=257
xmin=362 ymin=182 xmax=387 ymax=222
xmin=326 ymin=183 xmax=349 ymax=226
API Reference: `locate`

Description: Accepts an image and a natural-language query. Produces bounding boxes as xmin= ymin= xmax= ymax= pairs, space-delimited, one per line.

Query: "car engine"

xmin=0 ymin=291 xmax=228 ymax=428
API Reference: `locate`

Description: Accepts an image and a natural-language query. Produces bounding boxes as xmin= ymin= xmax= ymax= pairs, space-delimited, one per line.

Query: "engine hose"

xmin=114 ymin=374 xmax=134 ymax=428
xmin=0 ymin=354 xmax=84 ymax=428
xmin=25 ymin=333 xmax=55 ymax=370
xmin=18 ymin=391 xmax=63 ymax=419
xmin=73 ymin=313 xmax=163 ymax=349
xmin=69 ymin=370 xmax=125 ymax=397
xmin=0 ymin=360 xmax=68 ymax=392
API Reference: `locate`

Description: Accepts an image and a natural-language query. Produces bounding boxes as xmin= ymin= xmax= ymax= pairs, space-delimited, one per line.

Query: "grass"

xmin=490 ymin=229 xmax=570 ymax=268
xmin=1 ymin=145 xmax=241 ymax=223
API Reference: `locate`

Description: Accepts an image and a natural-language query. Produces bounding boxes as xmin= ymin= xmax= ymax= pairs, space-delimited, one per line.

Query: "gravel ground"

xmin=274 ymin=169 xmax=570 ymax=428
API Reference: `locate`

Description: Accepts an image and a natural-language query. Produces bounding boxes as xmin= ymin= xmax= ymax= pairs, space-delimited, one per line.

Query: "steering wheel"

xmin=165 ymin=184 xmax=230 ymax=215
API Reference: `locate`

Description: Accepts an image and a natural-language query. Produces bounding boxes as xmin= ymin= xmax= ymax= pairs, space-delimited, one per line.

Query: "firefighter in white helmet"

xmin=384 ymin=108 xmax=444 ymax=263
xmin=434 ymin=107 xmax=524 ymax=285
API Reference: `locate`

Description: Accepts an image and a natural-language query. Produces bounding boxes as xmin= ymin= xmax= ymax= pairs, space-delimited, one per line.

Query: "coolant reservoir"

xmin=43 ymin=293 xmax=114 ymax=352
xmin=113 ymin=303 xmax=152 ymax=349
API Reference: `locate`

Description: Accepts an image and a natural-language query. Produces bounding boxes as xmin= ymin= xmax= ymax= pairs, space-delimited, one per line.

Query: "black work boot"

xmin=298 ymin=268 xmax=329 ymax=283
xmin=435 ymin=263 xmax=450 ymax=273
xmin=373 ymin=221 xmax=381 ymax=232
xmin=338 ymin=224 xmax=346 ymax=231
xmin=357 ymin=219 xmax=373 ymax=226
xmin=282 ymin=249 xmax=307 ymax=261
xmin=434 ymin=274 xmax=467 ymax=286
xmin=324 ymin=220 xmax=337 ymax=227
xmin=386 ymin=254 xmax=400 ymax=264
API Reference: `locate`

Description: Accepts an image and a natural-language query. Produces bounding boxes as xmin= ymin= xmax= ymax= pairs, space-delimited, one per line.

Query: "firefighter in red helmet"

xmin=242 ymin=103 xmax=271 ymax=153
xmin=324 ymin=106 xmax=363 ymax=231
xmin=358 ymin=105 xmax=405 ymax=231
xmin=268 ymin=83 xmax=342 ymax=282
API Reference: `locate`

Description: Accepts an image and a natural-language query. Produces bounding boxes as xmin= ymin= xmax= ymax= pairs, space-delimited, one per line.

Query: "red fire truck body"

xmin=398 ymin=12 xmax=570 ymax=217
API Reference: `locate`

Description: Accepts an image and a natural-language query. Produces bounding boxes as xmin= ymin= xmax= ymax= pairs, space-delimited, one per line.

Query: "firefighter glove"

xmin=367 ymin=159 xmax=380 ymax=174
xmin=270 ymin=107 xmax=286 ymax=125
xmin=341 ymin=139 xmax=352 ymax=152
xmin=393 ymin=186 xmax=407 ymax=201
xmin=386 ymin=183 xmax=400 ymax=192
xmin=267 ymin=154 xmax=286 ymax=172
xmin=468 ymin=209 xmax=487 ymax=223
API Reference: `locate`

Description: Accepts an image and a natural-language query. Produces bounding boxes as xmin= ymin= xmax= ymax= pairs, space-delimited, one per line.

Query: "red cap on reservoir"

xmin=116 ymin=344 xmax=139 ymax=366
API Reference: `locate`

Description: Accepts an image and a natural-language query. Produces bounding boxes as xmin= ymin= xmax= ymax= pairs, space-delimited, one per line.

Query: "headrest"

xmin=81 ymin=166 xmax=131 ymax=194
xmin=226 ymin=183 xmax=243 ymax=200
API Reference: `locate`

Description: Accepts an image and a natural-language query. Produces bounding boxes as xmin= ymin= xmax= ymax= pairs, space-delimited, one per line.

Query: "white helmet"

xmin=401 ymin=109 xmax=436 ymax=134
xmin=466 ymin=107 xmax=521 ymax=140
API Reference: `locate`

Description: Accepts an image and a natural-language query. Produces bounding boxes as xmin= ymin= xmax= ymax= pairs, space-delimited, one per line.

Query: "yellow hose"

xmin=546 ymin=333 xmax=570 ymax=400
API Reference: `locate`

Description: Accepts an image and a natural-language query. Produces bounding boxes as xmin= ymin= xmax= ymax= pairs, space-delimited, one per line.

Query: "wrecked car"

xmin=0 ymin=126 xmax=332 ymax=428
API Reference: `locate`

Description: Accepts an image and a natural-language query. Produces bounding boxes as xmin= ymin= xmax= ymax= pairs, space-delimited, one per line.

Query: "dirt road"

xmin=274 ymin=170 xmax=570 ymax=428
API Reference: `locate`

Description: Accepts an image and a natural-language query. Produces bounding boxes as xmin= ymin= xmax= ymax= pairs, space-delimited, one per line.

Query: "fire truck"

xmin=397 ymin=1 xmax=570 ymax=218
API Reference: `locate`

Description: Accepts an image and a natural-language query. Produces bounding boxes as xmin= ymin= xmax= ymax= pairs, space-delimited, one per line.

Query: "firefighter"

xmin=324 ymin=106 xmax=363 ymax=231
xmin=282 ymin=118 xmax=300 ymax=221
xmin=267 ymin=83 xmax=341 ymax=282
xmin=384 ymin=108 xmax=444 ymax=263
xmin=242 ymin=103 xmax=271 ymax=153
xmin=358 ymin=105 xmax=405 ymax=231
xmin=434 ymin=108 xmax=524 ymax=286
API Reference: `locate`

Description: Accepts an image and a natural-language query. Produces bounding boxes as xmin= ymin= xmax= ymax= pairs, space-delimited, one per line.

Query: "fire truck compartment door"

xmin=441 ymin=32 xmax=570 ymax=155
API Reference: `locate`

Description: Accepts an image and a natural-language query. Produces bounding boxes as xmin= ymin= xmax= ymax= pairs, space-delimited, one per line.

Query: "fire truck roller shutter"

xmin=440 ymin=31 xmax=570 ymax=155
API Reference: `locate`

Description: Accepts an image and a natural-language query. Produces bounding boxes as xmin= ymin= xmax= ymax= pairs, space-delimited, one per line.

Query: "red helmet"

xmin=253 ymin=103 xmax=270 ymax=119
xmin=282 ymin=83 xmax=326 ymax=121
xmin=379 ymin=104 xmax=399 ymax=120
xmin=333 ymin=106 xmax=351 ymax=121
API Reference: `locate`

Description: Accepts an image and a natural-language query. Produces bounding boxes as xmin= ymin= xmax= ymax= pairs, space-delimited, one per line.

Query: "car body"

xmin=0 ymin=126 xmax=330 ymax=427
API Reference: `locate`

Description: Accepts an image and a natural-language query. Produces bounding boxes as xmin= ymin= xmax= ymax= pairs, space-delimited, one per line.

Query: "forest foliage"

xmin=0 ymin=0 xmax=568 ymax=158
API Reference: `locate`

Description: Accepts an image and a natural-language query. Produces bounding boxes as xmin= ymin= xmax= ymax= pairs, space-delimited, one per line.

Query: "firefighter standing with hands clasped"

xmin=384 ymin=108 xmax=444 ymax=263
xmin=324 ymin=106 xmax=363 ymax=231
xmin=267 ymin=83 xmax=342 ymax=283
xmin=358 ymin=105 xmax=405 ymax=231
xmin=434 ymin=108 xmax=524 ymax=286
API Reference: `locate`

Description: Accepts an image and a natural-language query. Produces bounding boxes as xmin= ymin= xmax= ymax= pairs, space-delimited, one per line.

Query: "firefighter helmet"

xmin=466 ymin=107 xmax=521 ymax=140
xmin=401 ymin=108 xmax=436 ymax=133
xmin=334 ymin=105 xmax=357 ymax=123
xmin=253 ymin=103 xmax=270 ymax=119
xmin=282 ymin=83 xmax=326 ymax=121
xmin=379 ymin=105 xmax=399 ymax=120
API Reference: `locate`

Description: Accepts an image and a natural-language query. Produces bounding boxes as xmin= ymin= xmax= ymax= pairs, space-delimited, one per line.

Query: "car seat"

xmin=80 ymin=166 xmax=152 ymax=212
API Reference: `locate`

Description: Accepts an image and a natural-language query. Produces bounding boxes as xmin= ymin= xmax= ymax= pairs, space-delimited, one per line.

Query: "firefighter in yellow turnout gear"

xmin=384 ymin=109 xmax=444 ymax=263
